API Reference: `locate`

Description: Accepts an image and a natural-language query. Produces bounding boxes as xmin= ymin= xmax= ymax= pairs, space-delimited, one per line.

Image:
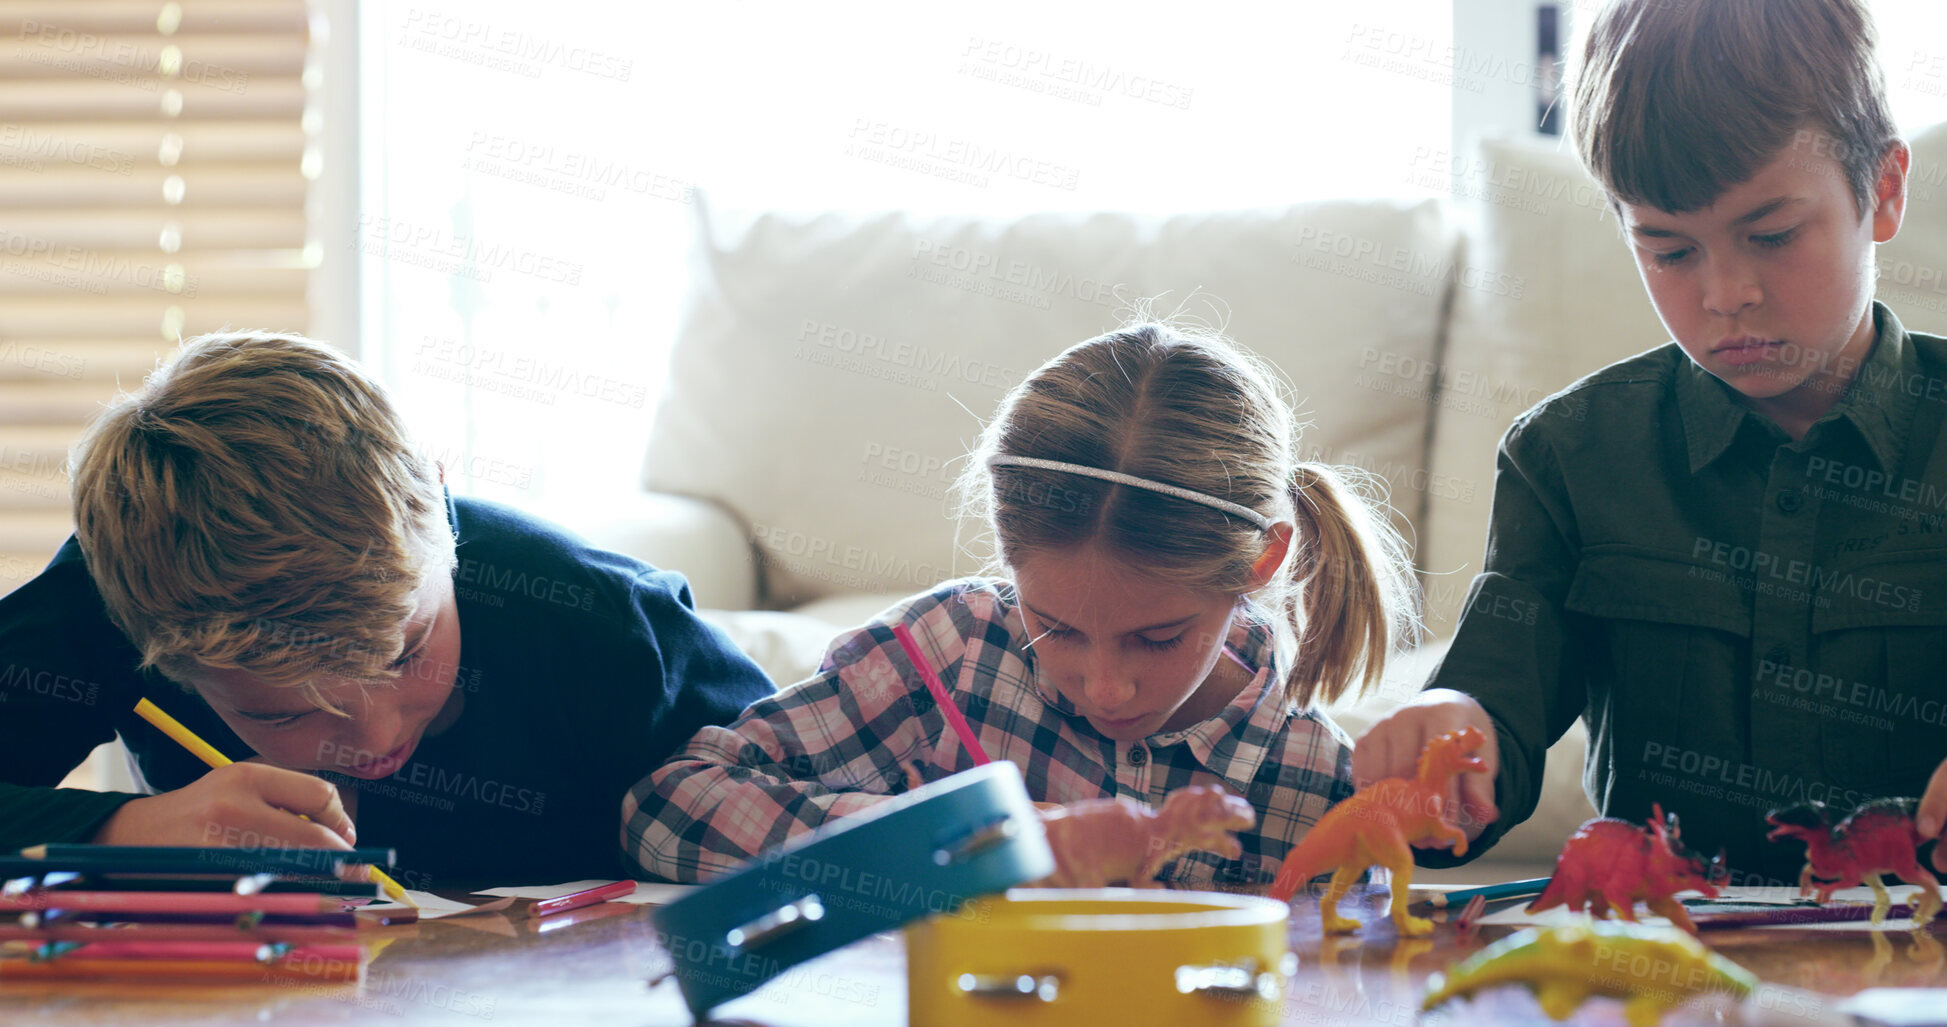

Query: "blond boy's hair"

xmin=70 ymin=332 xmax=453 ymax=698
xmin=1573 ymin=0 xmax=1897 ymax=214
xmin=958 ymin=324 xmax=1421 ymax=708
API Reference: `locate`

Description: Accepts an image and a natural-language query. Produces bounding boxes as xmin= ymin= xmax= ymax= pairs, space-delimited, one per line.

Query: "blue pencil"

xmin=1415 ymin=876 xmax=1553 ymax=909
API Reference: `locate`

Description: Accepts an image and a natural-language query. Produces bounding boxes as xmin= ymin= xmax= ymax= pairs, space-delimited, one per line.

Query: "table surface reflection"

xmin=2 ymin=886 xmax=1942 ymax=1026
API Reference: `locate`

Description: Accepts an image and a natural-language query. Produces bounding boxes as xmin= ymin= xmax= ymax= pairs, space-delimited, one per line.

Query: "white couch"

xmin=582 ymin=127 xmax=1947 ymax=881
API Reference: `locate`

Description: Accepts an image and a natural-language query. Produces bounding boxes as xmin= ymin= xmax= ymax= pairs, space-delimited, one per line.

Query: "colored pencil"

xmin=56 ymin=941 xmax=361 ymax=963
xmin=0 ymin=891 xmax=347 ymax=915
xmin=23 ymin=843 xmax=399 ymax=868
xmin=33 ymin=874 xmax=378 ymax=898
xmin=891 ymin=623 xmax=991 ymax=765
xmin=0 ymin=955 xmax=361 ymax=982
xmin=0 ymin=924 xmax=357 ymax=945
xmin=531 ymin=879 xmax=636 ymax=917
xmin=22 ymin=909 xmax=362 ymax=928
xmin=132 ymin=698 xmax=415 ymax=907
xmin=14 ymin=848 xmax=396 ymax=883
xmin=3 ymin=857 xmax=377 ymax=885
xmin=1413 ymin=876 xmax=1552 ymax=909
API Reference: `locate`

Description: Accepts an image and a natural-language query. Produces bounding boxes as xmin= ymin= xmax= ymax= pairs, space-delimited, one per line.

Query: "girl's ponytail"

xmin=1282 ymin=463 xmax=1420 ymax=707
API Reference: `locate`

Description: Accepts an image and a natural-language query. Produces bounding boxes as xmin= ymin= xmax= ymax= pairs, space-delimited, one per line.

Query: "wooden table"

xmin=3 ymin=887 xmax=1942 ymax=1025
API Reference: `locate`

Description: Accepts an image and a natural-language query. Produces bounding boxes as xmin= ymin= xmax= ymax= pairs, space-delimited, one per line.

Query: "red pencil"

xmin=531 ymin=880 xmax=636 ymax=917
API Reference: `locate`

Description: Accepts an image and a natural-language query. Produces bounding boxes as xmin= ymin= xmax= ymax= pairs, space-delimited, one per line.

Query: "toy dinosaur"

xmin=1527 ymin=803 xmax=1724 ymax=935
xmin=1765 ymin=797 xmax=1943 ymax=927
xmin=1267 ymin=726 xmax=1486 ymax=936
xmin=1421 ymin=921 xmax=1757 ymax=1027
xmin=1034 ymin=784 xmax=1256 ymax=888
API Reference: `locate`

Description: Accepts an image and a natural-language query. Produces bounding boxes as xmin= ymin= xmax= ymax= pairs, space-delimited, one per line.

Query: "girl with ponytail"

xmin=627 ymin=323 xmax=1420 ymax=889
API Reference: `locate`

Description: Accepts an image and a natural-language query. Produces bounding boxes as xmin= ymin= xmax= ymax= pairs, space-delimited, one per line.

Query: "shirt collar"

xmin=1678 ymin=302 xmax=1915 ymax=474
xmin=1675 ymin=354 xmax=1749 ymax=475
xmin=1147 ymin=611 xmax=1291 ymax=789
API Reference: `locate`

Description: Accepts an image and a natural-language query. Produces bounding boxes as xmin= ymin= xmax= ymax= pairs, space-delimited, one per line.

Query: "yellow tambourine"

xmin=906 ymin=889 xmax=1295 ymax=1026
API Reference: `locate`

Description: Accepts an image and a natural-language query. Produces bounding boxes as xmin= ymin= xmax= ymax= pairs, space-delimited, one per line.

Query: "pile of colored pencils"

xmin=0 ymin=844 xmax=396 ymax=983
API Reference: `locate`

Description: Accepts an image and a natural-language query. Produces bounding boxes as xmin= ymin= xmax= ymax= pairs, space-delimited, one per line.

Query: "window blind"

xmin=0 ymin=0 xmax=315 ymax=594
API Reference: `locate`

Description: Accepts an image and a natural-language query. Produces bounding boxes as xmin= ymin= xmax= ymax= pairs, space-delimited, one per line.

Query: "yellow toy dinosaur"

xmin=1266 ymin=726 xmax=1486 ymax=935
xmin=1421 ymin=921 xmax=1757 ymax=1027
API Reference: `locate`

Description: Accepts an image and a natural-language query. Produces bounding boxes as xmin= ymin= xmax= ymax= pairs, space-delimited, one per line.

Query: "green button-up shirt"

xmin=1426 ymin=302 xmax=1947 ymax=885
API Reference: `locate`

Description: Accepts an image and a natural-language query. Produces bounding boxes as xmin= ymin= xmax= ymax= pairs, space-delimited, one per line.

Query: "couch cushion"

xmin=1422 ymin=123 xmax=1947 ymax=634
xmin=648 ymin=196 xmax=1458 ymax=607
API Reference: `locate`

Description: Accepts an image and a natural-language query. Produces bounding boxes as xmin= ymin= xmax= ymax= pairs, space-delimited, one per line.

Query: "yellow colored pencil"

xmin=131 ymin=698 xmax=416 ymax=908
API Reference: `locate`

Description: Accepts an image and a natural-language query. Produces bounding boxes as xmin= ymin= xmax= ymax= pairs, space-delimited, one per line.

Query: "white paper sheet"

xmin=472 ymin=879 xmax=696 ymax=905
xmin=356 ymin=890 xmax=517 ymax=919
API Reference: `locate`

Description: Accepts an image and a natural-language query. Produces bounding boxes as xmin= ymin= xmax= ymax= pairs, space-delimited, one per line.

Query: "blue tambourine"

xmin=652 ymin=761 xmax=1054 ymax=1020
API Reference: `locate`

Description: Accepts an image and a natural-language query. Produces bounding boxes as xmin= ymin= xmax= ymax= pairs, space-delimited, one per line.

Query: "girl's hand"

xmin=90 ymin=761 xmax=356 ymax=850
xmin=1353 ymin=689 xmax=1500 ymax=843
xmin=1918 ymin=756 xmax=1947 ymax=873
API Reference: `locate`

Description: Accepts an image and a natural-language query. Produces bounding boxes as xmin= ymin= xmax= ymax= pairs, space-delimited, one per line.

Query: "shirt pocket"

xmin=1807 ymin=549 xmax=1947 ymax=796
xmin=1564 ymin=546 xmax=1754 ymax=788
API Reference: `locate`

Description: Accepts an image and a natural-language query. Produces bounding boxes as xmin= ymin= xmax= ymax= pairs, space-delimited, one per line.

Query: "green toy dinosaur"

xmin=1421 ymin=921 xmax=1757 ymax=1027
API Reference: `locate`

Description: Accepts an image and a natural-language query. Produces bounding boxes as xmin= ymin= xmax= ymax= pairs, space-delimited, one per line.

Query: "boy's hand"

xmin=1919 ymin=756 xmax=1947 ymax=874
xmin=1353 ymin=688 xmax=1500 ymax=843
xmin=90 ymin=761 xmax=357 ymax=850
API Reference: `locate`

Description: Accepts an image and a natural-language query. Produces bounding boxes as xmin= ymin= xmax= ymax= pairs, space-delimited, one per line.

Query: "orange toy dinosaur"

xmin=1267 ymin=726 xmax=1488 ymax=935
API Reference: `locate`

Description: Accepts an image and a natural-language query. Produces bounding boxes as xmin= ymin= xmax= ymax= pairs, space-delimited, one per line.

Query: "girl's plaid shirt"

xmin=623 ymin=578 xmax=1355 ymax=888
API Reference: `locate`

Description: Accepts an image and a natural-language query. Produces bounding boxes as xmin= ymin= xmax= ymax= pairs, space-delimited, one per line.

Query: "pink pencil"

xmin=891 ymin=623 xmax=991 ymax=765
xmin=0 ymin=891 xmax=343 ymax=915
xmin=531 ymin=880 xmax=636 ymax=917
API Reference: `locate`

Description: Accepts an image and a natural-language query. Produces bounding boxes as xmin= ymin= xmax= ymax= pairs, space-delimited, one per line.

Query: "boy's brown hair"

xmin=1572 ymin=0 xmax=1898 ymax=214
xmin=69 ymin=332 xmax=454 ymax=700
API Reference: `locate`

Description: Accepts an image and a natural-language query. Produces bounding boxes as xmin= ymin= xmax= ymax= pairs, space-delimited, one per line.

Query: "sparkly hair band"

xmin=986 ymin=454 xmax=1275 ymax=531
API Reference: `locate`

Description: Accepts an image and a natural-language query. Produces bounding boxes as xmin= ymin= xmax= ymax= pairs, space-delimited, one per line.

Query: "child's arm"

xmin=1921 ymin=757 xmax=1947 ymax=873
xmin=1356 ymin=413 xmax=1590 ymax=862
xmin=621 ymin=644 xmax=935 ymax=883
xmin=0 ymin=551 xmax=147 ymax=849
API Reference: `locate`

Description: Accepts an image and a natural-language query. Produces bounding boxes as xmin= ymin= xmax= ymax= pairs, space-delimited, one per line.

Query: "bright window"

xmin=356 ymin=0 xmax=1454 ymax=511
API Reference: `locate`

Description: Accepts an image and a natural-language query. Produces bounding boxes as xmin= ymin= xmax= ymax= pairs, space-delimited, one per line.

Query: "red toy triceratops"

xmin=1527 ymin=803 xmax=1724 ymax=934
xmin=1765 ymin=798 xmax=1943 ymax=927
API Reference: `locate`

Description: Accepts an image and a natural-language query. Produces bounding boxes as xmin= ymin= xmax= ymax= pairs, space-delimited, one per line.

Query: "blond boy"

xmin=0 ymin=333 xmax=772 ymax=882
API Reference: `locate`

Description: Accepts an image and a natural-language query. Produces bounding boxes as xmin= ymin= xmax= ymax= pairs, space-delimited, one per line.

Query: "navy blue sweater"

xmin=0 ymin=494 xmax=773 ymax=884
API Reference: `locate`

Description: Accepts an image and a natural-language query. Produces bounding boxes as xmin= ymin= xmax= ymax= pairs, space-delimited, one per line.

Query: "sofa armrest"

xmin=564 ymin=491 xmax=758 ymax=611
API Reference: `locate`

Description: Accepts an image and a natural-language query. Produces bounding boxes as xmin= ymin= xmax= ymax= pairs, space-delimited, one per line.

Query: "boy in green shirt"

xmin=1360 ymin=0 xmax=1947 ymax=887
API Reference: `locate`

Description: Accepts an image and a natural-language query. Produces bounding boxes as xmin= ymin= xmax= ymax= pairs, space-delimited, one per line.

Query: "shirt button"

xmin=1128 ymin=746 xmax=1148 ymax=766
xmin=1764 ymin=645 xmax=1791 ymax=668
xmin=1776 ymin=489 xmax=1803 ymax=514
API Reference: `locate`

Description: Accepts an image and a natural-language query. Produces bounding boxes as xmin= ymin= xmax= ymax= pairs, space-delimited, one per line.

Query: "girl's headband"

xmin=986 ymin=454 xmax=1276 ymax=532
